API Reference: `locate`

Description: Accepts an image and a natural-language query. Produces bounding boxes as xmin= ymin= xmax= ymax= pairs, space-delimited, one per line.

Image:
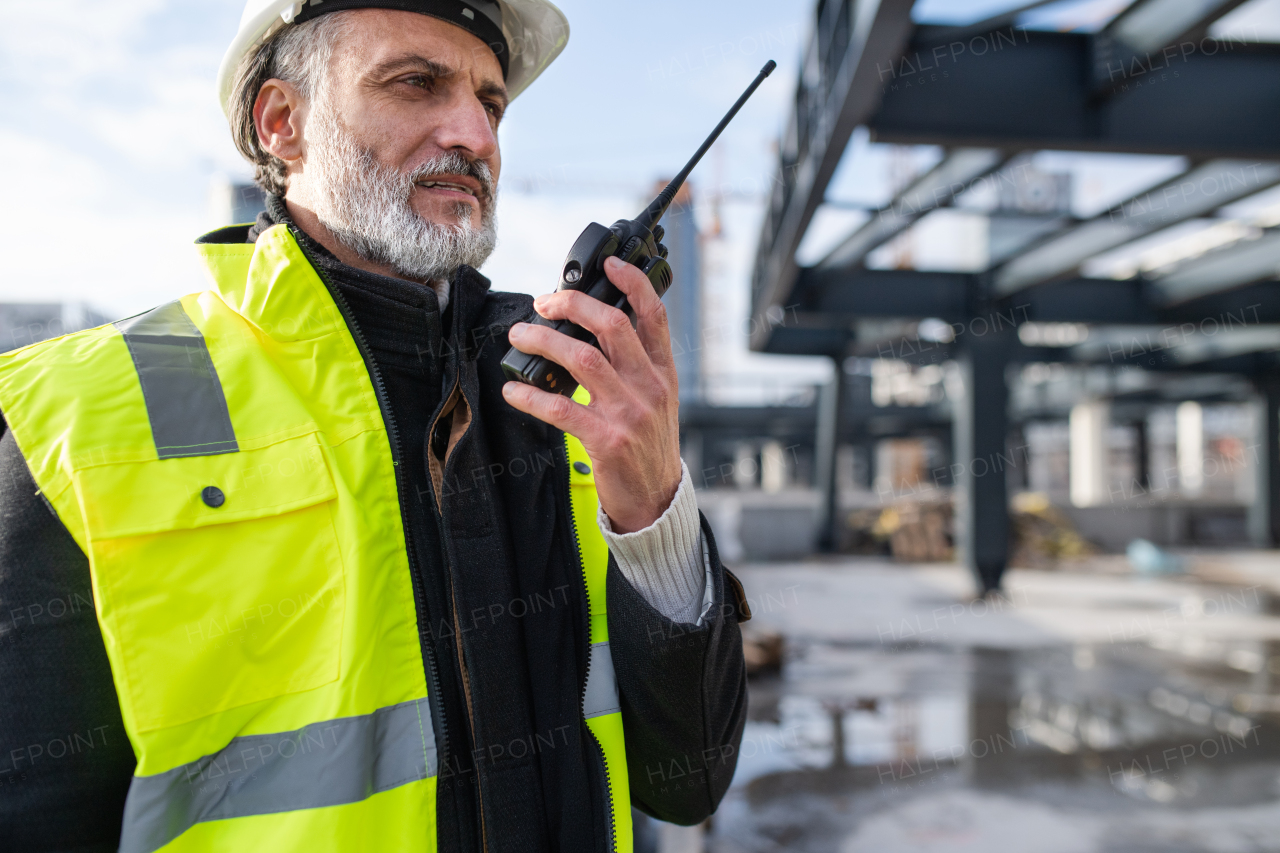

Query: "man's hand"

xmin=503 ymin=256 xmax=683 ymax=534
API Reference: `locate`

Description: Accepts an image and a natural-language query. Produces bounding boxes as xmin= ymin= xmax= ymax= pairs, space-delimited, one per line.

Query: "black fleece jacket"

xmin=0 ymin=197 xmax=747 ymax=852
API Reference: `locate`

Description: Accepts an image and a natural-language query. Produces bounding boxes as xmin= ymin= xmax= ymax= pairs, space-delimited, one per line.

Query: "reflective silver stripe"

xmin=119 ymin=698 xmax=436 ymax=853
xmin=115 ymin=301 xmax=238 ymax=459
xmin=584 ymin=641 xmax=620 ymax=719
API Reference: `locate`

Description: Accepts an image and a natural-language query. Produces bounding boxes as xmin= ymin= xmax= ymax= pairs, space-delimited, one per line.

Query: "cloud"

xmin=0 ymin=1 xmax=243 ymax=316
xmin=0 ymin=0 xmax=172 ymax=87
xmin=0 ymin=128 xmax=207 ymax=317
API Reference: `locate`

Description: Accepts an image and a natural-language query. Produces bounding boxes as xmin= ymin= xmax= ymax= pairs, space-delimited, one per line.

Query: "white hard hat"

xmin=216 ymin=0 xmax=569 ymax=116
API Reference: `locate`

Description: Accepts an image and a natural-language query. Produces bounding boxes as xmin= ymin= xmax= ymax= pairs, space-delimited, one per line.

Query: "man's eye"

xmin=405 ymin=75 xmax=433 ymax=89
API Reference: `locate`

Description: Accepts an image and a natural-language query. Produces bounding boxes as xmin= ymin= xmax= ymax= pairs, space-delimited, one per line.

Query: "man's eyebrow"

xmin=478 ymin=80 xmax=509 ymax=110
xmin=367 ymin=53 xmax=509 ymax=108
xmin=367 ymin=54 xmax=457 ymax=81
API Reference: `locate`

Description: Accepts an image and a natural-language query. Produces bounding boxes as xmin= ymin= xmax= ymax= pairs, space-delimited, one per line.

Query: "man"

xmin=0 ymin=1 xmax=748 ymax=851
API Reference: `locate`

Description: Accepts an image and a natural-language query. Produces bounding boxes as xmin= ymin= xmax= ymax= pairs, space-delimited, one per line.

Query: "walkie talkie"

xmin=501 ymin=60 xmax=777 ymax=397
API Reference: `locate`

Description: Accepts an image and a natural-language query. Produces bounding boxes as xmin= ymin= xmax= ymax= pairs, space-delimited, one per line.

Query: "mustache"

xmin=407 ymin=151 xmax=495 ymax=207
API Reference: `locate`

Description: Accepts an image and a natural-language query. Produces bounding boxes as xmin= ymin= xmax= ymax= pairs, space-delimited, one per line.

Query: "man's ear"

xmin=254 ymin=79 xmax=307 ymax=164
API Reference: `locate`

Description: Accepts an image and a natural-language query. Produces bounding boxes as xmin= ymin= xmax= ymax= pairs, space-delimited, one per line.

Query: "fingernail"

xmin=509 ymin=323 xmax=525 ymax=338
xmin=605 ymin=256 xmax=622 ymax=269
xmin=533 ymin=295 xmax=549 ymax=310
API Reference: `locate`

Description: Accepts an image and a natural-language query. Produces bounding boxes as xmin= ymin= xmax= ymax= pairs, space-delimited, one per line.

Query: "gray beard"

xmin=305 ymin=102 xmax=497 ymax=284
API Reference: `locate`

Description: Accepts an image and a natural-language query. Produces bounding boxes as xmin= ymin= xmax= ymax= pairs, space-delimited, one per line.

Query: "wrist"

xmin=603 ymin=464 xmax=684 ymax=534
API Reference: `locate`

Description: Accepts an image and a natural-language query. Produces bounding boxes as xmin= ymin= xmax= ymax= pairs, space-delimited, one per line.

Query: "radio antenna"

xmin=636 ymin=60 xmax=776 ymax=231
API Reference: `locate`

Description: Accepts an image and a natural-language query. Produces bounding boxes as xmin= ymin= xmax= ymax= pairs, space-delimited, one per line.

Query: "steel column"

xmin=1250 ymin=378 xmax=1280 ymax=548
xmin=815 ymin=362 xmax=848 ymax=552
xmin=953 ymin=328 xmax=1014 ymax=593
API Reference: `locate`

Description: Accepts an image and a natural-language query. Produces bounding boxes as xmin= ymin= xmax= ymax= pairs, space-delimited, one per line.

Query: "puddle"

xmin=710 ymin=626 xmax=1280 ymax=851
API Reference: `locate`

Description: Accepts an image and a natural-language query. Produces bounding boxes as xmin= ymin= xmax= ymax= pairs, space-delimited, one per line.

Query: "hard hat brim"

xmin=215 ymin=0 xmax=568 ymax=116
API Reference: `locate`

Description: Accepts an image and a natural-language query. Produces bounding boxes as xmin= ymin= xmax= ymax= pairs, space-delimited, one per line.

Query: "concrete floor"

xmin=703 ymin=553 xmax=1280 ymax=853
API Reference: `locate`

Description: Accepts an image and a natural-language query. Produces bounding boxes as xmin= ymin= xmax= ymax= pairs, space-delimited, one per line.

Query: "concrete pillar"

xmin=1069 ymin=400 xmax=1109 ymax=507
xmin=679 ymin=429 xmax=702 ymax=488
xmin=953 ymin=330 xmax=1012 ymax=594
xmin=632 ymin=809 xmax=659 ymax=853
xmin=732 ymin=443 xmax=757 ymax=490
xmin=1250 ymin=380 xmax=1280 ymax=547
xmin=655 ymin=821 xmax=704 ymax=853
xmin=761 ymin=440 xmax=787 ymax=493
xmin=815 ymin=363 xmax=847 ymax=552
xmin=1177 ymin=401 xmax=1204 ymax=497
xmin=707 ymin=497 xmax=743 ymax=563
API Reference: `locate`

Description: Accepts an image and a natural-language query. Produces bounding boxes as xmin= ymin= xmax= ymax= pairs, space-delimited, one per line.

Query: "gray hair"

xmin=227 ymin=13 xmax=352 ymax=197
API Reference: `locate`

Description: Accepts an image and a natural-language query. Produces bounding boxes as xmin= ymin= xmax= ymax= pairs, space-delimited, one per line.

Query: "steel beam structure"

xmin=784 ymin=267 xmax=1280 ymax=334
xmin=869 ymin=32 xmax=1280 ymax=158
xmin=678 ymin=397 xmax=950 ymax=441
xmin=742 ymin=0 xmax=1280 ymax=588
xmin=1103 ymin=0 xmax=1252 ymax=60
xmin=794 ymin=268 xmax=972 ymax=320
xmin=749 ymin=0 xmax=916 ymax=352
xmin=750 ymin=3 xmax=1280 ymax=348
xmin=859 ymin=331 xmax=1280 ymax=374
xmin=792 ymin=271 xmax=1155 ymax=326
xmin=1165 ymin=328 xmax=1280 ymax=365
xmin=993 ymin=161 xmax=1280 ymax=295
xmin=1152 ymin=231 xmax=1280 ymax=305
xmin=913 ymin=0 xmax=1059 ymax=45
xmin=818 ymin=148 xmax=1007 ymax=269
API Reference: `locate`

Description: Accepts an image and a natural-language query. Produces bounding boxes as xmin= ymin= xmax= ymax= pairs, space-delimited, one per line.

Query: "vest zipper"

xmin=430 ymin=374 xmax=491 ymax=853
xmin=561 ymin=436 xmax=618 ymax=853
xmin=289 ymin=229 xmax=452 ymax=800
xmin=293 ymin=233 xmax=607 ymax=848
xmin=450 ymin=587 xmax=489 ymax=852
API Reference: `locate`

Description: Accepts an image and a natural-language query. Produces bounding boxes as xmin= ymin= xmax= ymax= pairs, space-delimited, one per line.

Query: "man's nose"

xmin=435 ymin=94 xmax=498 ymax=162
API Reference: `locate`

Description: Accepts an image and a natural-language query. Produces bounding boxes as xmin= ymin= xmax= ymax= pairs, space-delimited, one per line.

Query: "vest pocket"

xmin=76 ymin=432 xmax=345 ymax=732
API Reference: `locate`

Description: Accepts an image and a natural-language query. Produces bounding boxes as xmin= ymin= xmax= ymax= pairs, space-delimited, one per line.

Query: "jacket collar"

xmin=193 ymin=221 xmax=499 ymax=353
xmin=192 ymin=222 xmax=348 ymax=344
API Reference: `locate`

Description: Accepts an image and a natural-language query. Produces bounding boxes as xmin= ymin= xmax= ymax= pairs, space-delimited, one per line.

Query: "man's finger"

xmin=603 ymin=256 xmax=674 ymax=367
xmin=508 ymin=321 xmax=620 ymax=392
xmin=502 ymin=381 xmax=597 ymax=437
xmin=532 ymin=289 xmax=648 ymax=374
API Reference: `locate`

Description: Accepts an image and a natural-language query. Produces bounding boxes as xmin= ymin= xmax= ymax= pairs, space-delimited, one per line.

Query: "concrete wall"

xmin=697 ymin=490 xmax=822 ymax=561
xmin=1060 ymin=502 xmax=1248 ymax=551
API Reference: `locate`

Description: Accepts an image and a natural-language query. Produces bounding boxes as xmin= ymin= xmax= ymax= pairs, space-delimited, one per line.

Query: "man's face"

xmin=316 ymin=9 xmax=507 ymax=231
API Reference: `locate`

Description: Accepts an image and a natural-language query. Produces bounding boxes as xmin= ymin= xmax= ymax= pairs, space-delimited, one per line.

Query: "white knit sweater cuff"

xmin=597 ymin=461 xmax=706 ymax=624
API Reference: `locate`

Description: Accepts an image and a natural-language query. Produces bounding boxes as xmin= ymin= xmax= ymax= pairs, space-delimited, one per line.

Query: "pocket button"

xmin=201 ymin=486 xmax=226 ymax=508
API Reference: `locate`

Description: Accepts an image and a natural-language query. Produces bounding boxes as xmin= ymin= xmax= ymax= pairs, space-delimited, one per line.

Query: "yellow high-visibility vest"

xmin=0 ymin=224 xmax=631 ymax=852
